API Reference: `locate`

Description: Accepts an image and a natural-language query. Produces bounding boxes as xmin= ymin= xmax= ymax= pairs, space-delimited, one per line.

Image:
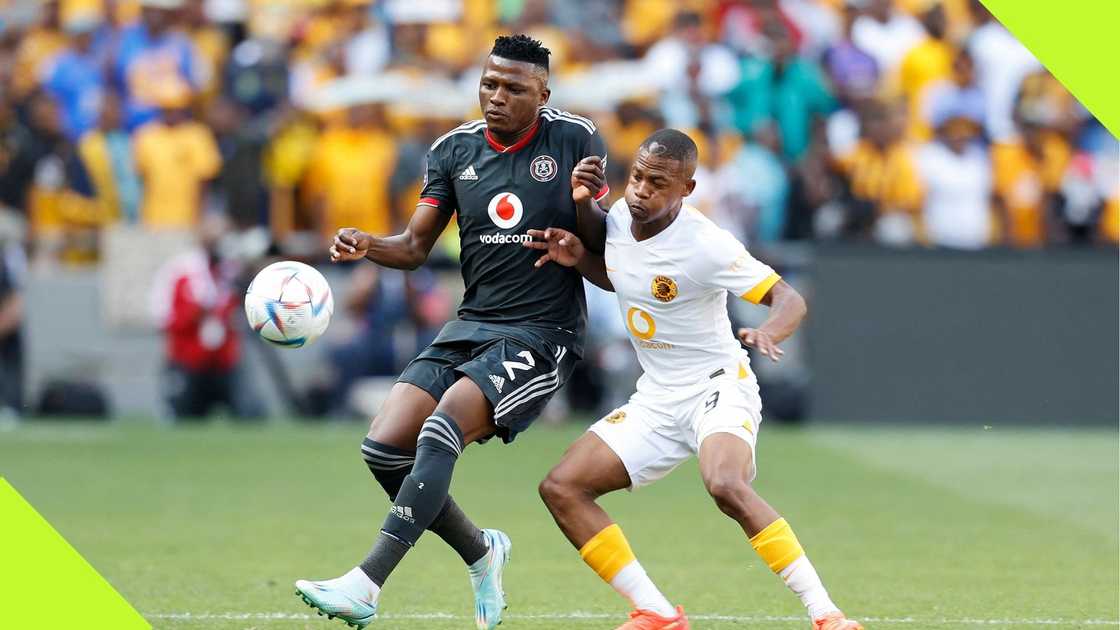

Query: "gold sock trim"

xmin=579 ymin=523 xmax=637 ymax=582
xmin=748 ymin=517 xmax=805 ymax=573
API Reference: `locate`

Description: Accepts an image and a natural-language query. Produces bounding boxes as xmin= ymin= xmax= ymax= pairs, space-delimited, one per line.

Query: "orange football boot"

xmin=614 ymin=605 xmax=690 ymax=630
xmin=814 ymin=611 xmax=864 ymax=630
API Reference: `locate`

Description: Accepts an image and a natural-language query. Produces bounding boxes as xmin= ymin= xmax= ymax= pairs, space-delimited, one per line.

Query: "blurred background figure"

xmin=77 ymin=92 xmax=141 ymax=226
xmin=850 ymin=0 xmax=923 ymax=79
xmin=0 ymin=221 xmax=26 ymax=418
xmin=831 ymin=98 xmax=922 ymax=244
xmin=304 ymin=101 xmax=398 ymax=239
xmin=916 ymin=83 xmax=991 ymax=249
xmin=729 ymin=16 xmax=836 ymax=165
xmin=114 ymin=0 xmax=205 ymax=130
xmin=150 ymin=212 xmax=262 ymax=421
xmin=40 ymin=9 xmax=105 ymax=143
xmin=133 ymin=78 xmax=221 ymax=229
xmin=644 ymin=10 xmax=739 ymax=130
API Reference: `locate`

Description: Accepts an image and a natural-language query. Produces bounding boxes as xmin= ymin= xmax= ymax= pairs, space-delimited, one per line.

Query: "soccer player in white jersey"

xmin=524 ymin=129 xmax=863 ymax=630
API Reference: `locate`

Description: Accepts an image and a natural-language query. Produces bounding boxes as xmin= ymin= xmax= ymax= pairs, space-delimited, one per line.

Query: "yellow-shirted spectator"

xmin=304 ymin=102 xmax=398 ymax=239
xmin=621 ymin=0 xmax=678 ymax=48
xmin=1100 ymin=197 xmax=1119 ymax=243
xmin=835 ymin=101 xmax=924 ymax=240
xmin=263 ymin=109 xmax=321 ymax=240
xmin=898 ymin=0 xmax=971 ymax=42
xmin=899 ymin=2 xmax=954 ymax=141
xmin=133 ymin=79 xmax=221 ymax=230
xmin=183 ymin=0 xmax=230 ymax=106
xmin=12 ymin=1 xmax=67 ymax=99
xmin=77 ymin=92 xmax=141 ymax=225
xmin=991 ymin=125 xmax=1070 ymax=248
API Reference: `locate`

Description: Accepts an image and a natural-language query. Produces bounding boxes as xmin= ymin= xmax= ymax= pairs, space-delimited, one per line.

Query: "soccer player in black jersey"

xmin=294 ymin=35 xmax=609 ymax=629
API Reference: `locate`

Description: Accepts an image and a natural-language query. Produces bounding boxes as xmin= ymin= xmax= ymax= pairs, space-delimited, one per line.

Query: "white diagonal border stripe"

xmin=418 ymin=429 xmax=461 ymax=456
xmin=493 ymin=377 xmax=559 ymax=419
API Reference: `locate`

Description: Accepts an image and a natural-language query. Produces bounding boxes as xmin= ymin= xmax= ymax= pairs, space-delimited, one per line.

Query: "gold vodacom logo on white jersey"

xmin=625 ymin=307 xmax=673 ymax=349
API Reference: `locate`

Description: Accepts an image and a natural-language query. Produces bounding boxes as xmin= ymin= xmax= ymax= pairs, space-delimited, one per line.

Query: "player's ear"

xmin=538 ymin=85 xmax=550 ymax=105
xmin=683 ymin=178 xmax=696 ymax=197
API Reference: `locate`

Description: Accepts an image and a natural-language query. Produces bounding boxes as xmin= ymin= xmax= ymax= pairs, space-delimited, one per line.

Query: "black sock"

xmin=364 ymin=414 xmax=466 ymax=586
xmin=430 ymin=498 xmax=489 ymax=565
xmin=359 ymin=532 xmax=409 ymax=588
xmin=361 ymin=437 xmax=487 ymax=565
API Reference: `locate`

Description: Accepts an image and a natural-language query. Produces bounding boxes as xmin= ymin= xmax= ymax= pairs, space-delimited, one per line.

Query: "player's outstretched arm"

xmin=329 ymin=203 xmax=453 ymax=270
xmin=571 ymin=156 xmax=608 ymax=254
xmin=738 ymin=280 xmax=807 ymax=363
xmin=523 ymin=228 xmax=613 ymax=292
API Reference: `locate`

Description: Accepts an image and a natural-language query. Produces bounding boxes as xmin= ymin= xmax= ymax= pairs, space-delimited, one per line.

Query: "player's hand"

xmin=329 ymin=228 xmax=373 ymax=262
xmin=738 ymin=328 xmax=785 ymax=363
xmin=523 ymin=228 xmax=585 ymax=268
xmin=571 ymin=156 xmax=605 ymax=204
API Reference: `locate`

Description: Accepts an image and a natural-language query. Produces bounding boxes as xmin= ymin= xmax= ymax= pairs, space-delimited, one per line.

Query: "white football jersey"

xmin=604 ymin=199 xmax=780 ymax=396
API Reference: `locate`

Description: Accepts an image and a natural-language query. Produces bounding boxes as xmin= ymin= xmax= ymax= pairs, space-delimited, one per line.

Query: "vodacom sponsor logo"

xmin=626 ymin=307 xmax=656 ymax=340
xmin=487 ymin=192 xmax=524 ymax=229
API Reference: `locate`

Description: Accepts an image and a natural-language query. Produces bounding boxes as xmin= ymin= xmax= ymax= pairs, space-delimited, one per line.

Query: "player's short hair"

xmin=639 ymin=129 xmax=698 ymax=177
xmin=490 ymin=34 xmax=551 ymax=72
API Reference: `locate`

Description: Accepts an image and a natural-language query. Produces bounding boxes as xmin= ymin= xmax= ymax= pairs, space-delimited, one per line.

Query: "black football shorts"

xmin=398 ymin=320 xmax=576 ymax=443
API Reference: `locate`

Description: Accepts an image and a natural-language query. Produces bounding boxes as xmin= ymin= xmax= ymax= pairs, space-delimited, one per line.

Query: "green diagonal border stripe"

xmin=982 ymin=0 xmax=1120 ymax=138
xmin=0 ymin=477 xmax=150 ymax=629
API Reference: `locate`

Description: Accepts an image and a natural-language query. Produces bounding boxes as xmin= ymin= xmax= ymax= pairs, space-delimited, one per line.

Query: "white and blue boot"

xmin=469 ymin=529 xmax=512 ymax=629
xmin=295 ymin=567 xmax=379 ymax=628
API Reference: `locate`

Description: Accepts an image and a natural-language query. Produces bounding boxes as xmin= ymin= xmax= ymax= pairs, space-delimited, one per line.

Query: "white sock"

xmin=609 ymin=560 xmax=677 ymax=618
xmin=336 ymin=567 xmax=381 ymax=603
xmin=779 ymin=555 xmax=839 ymax=619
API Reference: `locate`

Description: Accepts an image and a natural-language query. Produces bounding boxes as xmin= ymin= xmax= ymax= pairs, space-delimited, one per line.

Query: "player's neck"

xmin=631 ymin=203 xmax=681 ymax=242
xmin=487 ymin=120 xmax=537 ymax=148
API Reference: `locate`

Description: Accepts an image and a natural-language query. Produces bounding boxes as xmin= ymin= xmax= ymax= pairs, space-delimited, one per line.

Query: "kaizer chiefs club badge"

xmin=651 ymin=275 xmax=678 ymax=303
xmin=530 ymin=155 xmax=557 ymax=182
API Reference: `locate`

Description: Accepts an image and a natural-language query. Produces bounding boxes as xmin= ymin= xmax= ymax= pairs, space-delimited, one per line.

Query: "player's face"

xmin=479 ymin=56 xmax=549 ymax=137
xmin=624 ymin=148 xmax=696 ymax=225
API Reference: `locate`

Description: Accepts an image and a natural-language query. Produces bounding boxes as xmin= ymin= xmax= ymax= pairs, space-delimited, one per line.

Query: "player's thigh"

xmin=697 ymin=432 xmax=756 ymax=492
xmin=456 ymin=335 xmax=573 ymax=442
xmin=367 ymin=382 xmax=439 ymax=448
xmin=433 ymin=376 xmax=498 ymax=445
xmin=689 ymin=377 xmax=761 ymax=482
xmin=544 ymin=431 xmax=632 ymax=498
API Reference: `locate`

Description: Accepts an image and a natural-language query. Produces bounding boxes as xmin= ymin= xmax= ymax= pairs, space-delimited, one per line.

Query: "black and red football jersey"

xmin=419 ymin=107 xmax=609 ymax=355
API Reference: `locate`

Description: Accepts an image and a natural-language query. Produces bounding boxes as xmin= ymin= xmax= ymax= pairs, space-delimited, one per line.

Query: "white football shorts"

xmin=589 ymin=369 xmax=762 ymax=490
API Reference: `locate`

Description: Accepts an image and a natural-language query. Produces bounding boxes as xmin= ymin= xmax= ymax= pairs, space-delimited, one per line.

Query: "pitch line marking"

xmin=145 ymin=611 xmax=1120 ymax=626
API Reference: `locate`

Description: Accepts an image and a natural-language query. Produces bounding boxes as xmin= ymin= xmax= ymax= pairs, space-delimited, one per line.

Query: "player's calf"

xmin=698 ymin=434 xmax=861 ymax=628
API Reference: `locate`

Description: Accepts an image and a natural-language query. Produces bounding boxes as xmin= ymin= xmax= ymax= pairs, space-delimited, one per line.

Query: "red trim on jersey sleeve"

xmin=417 ymin=197 xmax=443 ymax=208
xmin=484 ymin=119 xmax=540 ymax=154
xmin=593 ymin=184 xmax=610 ymax=202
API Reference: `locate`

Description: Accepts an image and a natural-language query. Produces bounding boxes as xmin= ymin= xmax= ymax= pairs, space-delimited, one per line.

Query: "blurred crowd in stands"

xmin=1 ymin=0 xmax=1117 ymax=419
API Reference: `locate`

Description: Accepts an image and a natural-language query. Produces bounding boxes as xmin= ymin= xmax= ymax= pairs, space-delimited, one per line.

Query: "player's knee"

xmin=538 ymin=468 xmax=585 ymax=511
xmin=704 ymin=474 xmax=753 ymax=517
xmin=360 ymin=437 xmax=415 ymax=500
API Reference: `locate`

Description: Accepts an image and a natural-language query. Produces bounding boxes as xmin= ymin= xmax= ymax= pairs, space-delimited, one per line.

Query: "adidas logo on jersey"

xmin=489 ymin=374 xmax=505 ymax=393
xmin=390 ymin=505 xmax=416 ymax=523
xmin=459 ymin=165 xmax=478 ymax=180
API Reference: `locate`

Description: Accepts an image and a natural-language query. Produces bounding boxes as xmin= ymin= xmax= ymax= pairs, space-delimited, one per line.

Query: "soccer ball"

xmin=245 ymin=261 xmax=334 ymax=349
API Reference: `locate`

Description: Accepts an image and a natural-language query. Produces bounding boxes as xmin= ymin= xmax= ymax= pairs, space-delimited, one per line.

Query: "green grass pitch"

xmin=1 ymin=420 xmax=1117 ymax=629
